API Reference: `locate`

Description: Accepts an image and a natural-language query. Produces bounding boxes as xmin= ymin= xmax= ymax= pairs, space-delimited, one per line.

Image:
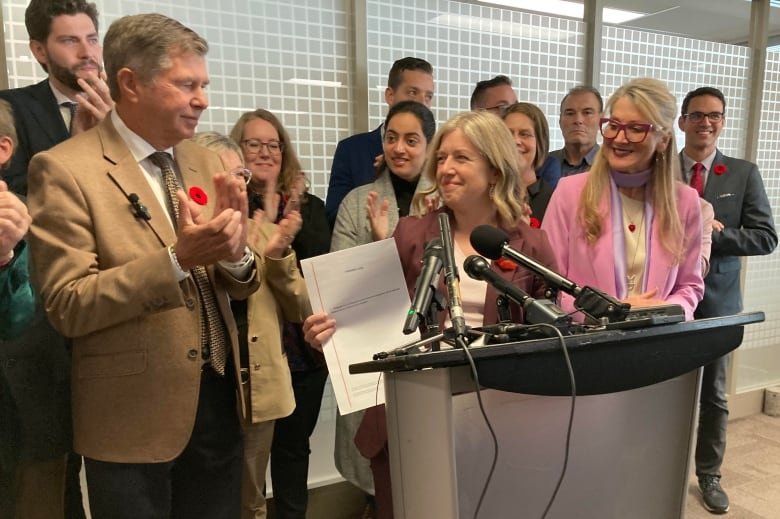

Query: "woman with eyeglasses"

xmin=229 ymin=110 xmax=331 ymax=519
xmin=542 ymin=78 xmax=704 ymax=320
xmin=501 ymin=102 xmax=560 ymax=224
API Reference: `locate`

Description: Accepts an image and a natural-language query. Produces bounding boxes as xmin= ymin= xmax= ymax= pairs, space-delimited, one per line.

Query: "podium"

xmin=350 ymin=313 xmax=764 ymax=519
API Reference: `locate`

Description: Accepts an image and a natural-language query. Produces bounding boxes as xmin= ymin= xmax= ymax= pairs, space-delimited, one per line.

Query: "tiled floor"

xmin=81 ymin=413 xmax=780 ymax=518
xmin=685 ymin=413 xmax=780 ymax=519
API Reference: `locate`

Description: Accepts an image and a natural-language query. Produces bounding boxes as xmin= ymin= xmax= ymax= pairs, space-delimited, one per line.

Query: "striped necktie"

xmin=149 ymin=151 xmax=228 ymax=375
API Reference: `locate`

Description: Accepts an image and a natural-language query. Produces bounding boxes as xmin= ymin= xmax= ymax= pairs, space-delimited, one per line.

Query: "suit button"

xmin=250 ymin=336 xmax=258 ymax=342
xmin=185 ymin=298 xmax=196 ymax=310
xmin=253 ymin=363 xmax=261 ymax=370
xmin=6 ymin=359 xmax=15 ymax=368
xmin=187 ymin=349 xmax=198 ymax=360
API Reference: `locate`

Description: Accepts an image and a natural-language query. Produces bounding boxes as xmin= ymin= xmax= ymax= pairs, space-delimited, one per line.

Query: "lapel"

xmin=482 ymin=230 xmax=528 ymax=325
xmin=644 ymin=205 xmax=675 ymax=296
xmin=29 ymin=80 xmax=69 ymax=144
xmin=97 ymin=118 xmax=177 ymax=246
xmin=703 ymin=149 xmax=727 ymax=203
xmin=585 ymin=190 xmax=619 ymax=296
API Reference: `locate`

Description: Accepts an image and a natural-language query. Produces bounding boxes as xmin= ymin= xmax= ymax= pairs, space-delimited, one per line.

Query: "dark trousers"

xmin=695 ymin=354 xmax=729 ymax=478
xmin=84 ymin=366 xmax=243 ymax=519
xmin=65 ymin=451 xmax=86 ymax=519
xmin=270 ymin=367 xmax=328 ymax=519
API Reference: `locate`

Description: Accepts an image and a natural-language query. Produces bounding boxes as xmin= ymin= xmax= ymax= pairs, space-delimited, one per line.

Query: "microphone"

xmin=438 ymin=213 xmax=467 ymax=338
xmin=470 ymin=224 xmax=629 ymax=322
xmin=464 ymin=255 xmax=569 ymax=324
xmin=128 ymin=193 xmax=151 ymax=221
xmin=402 ymin=238 xmax=443 ymax=335
xmin=471 ymin=225 xmax=578 ymax=295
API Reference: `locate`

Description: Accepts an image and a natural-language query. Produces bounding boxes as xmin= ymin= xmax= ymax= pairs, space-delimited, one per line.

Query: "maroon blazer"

xmin=356 ymin=208 xmax=558 ymax=459
xmin=393 ymin=208 xmax=558 ymax=327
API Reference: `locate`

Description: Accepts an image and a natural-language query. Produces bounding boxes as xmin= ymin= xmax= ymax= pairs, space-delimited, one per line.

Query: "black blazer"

xmin=0 ymin=80 xmax=69 ymax=195
xmin=680 ymin=150 xmax=777 ymax=317
xmin=324 ymin=125 xmax=383 ymax=226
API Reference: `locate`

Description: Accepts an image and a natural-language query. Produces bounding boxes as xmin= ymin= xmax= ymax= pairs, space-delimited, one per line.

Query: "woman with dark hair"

xmin=332 ymin=100 xmax=436 ymax=248
xmin=502 ymin=102 xmax=560 ymax=224
xmin=230 ymin=110 xmax=330 ymax=519
xmin=330 ymin=100 xmax=435 ymax=510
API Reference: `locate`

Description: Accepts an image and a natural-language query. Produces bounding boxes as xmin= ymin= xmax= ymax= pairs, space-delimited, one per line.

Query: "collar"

xmin=681 ymin=148 xmax=717 ymax=174
xmin=583 ymin=143 xmax=600 ymax=165
xmin=111 ymin=110 xmax=174 ymax=164
xmin=48 ymin=80 xmax=78 ymax=105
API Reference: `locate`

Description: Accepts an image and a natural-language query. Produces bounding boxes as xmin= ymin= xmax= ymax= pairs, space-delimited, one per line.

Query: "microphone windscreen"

xmin=463 ymin=255 xmax=490 ymax=281
xmin=470 ymin=225 xmax=509 ymax=260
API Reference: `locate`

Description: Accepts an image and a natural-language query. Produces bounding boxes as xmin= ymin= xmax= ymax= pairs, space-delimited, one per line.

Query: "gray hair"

xmin=103 ymin=13 xmax=208 ymax=101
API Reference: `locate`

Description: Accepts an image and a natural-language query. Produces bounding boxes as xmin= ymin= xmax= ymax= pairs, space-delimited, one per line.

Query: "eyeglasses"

xmin=229 ymin=166 xmax=251 ymax=185
xmin=480 ymin=104 xmax=510 ymax=117
xmin=682 ymin=111 xmax=724 ymax=123
xmin=599 ymin=118 xmax=656 ymax=143
xmin=241 ymin=139 xmax=284 ymax=156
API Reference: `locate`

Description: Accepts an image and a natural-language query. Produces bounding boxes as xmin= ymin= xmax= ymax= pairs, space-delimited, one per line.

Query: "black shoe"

xmin=699 ymin=475 xmax=730 ymax=514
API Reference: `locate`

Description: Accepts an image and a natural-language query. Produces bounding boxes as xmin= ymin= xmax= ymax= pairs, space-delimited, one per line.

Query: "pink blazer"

xmin=541 ymin=173 xmax=704 ymax=320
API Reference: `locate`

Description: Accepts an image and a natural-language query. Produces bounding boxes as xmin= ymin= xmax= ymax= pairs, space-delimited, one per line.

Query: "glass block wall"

xmin=365 ymin=0 xmax=585 ymax=151
xmin=741 ymin=54 xmax=780 ymax=390
xmin=2 ymin=0 xmax=352 ymax=198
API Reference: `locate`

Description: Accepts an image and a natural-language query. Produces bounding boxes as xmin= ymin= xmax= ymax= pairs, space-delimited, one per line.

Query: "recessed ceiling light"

xmin=286 ymin=78 xmax=343 ymax=88
xmin=478 ymin=0 xmax=647 ymax=24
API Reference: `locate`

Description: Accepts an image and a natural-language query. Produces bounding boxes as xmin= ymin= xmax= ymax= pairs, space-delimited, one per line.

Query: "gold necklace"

xmin=622 ymin=198 xmax=646 ymax=292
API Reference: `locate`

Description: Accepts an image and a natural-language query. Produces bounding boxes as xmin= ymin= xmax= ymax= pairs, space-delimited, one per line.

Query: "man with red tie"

xmin=678 ymin=86 xmax=777 ymax=515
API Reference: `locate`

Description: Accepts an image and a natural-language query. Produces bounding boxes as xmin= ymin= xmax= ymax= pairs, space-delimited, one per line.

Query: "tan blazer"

xmin=242 ymin=221 xmax=311 ymax=423
xmin=27 ymin=116 xmax=259 ymax=463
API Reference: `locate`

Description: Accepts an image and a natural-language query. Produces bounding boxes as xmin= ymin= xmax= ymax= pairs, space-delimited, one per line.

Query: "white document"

xmin=301 ymin=238 xmax=419 ymax=414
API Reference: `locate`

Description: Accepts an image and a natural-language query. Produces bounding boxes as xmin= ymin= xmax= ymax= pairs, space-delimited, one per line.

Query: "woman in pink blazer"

xmin=542 ymin=78 xmax=704 ymax=320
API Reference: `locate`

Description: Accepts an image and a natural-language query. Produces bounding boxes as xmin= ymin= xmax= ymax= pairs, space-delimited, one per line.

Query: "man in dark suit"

xmin=679 ymin=86 xmax=777 ymax=515
xmin=27 ymin=13 xmax=259 ymax=519
xmin=325 ymin=56 xmax=434 ymax=226
xmin=0 ymin=0 xmax=113 ymax=196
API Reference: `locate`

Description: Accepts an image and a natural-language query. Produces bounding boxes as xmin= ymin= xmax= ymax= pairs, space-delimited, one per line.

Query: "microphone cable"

xmin=529 ymin=323 xmax=577 ymax=519
xmin=459 ymin=335 xmax=499 ymax=519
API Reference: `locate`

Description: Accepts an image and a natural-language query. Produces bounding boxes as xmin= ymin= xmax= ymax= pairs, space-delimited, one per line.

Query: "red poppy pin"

xmin=529 ymin=217 xmax=541 ymax=229
xmin=713 ymin=164 xmax=727 ymax=176
xmin=495 ymin=258 xmax=516 ymax=271
xmin=189 ymin=186 xmax=208 ymax=205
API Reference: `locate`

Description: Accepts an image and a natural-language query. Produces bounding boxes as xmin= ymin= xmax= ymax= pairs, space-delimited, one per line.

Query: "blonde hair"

xmin=413 ymin=111 xmax=526 ymax=228
xmin=229 ymin=109 xmax=302 ymax=196
xmin=581 ymin=77 xmax=684 ymax=259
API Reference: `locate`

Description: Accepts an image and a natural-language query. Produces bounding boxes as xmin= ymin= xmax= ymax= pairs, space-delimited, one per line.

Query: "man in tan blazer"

xmin=27 ymin=14 xmax=258 ymax=519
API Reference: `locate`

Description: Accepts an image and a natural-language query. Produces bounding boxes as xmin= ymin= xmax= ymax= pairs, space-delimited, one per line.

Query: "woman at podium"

xmin=304 ymin=110 xmax=558 ymax=518
xmin=542 ymin=78 xmax=704 ymax=320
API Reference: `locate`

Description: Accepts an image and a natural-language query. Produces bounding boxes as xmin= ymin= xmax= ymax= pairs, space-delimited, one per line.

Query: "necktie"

xmin=63 ymin=102 xmax=78 ymax=135
xmin=149 ymin=151 xmax=228 ymax=375
xmin=691 ymin=162 xmax=705 ymax=197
